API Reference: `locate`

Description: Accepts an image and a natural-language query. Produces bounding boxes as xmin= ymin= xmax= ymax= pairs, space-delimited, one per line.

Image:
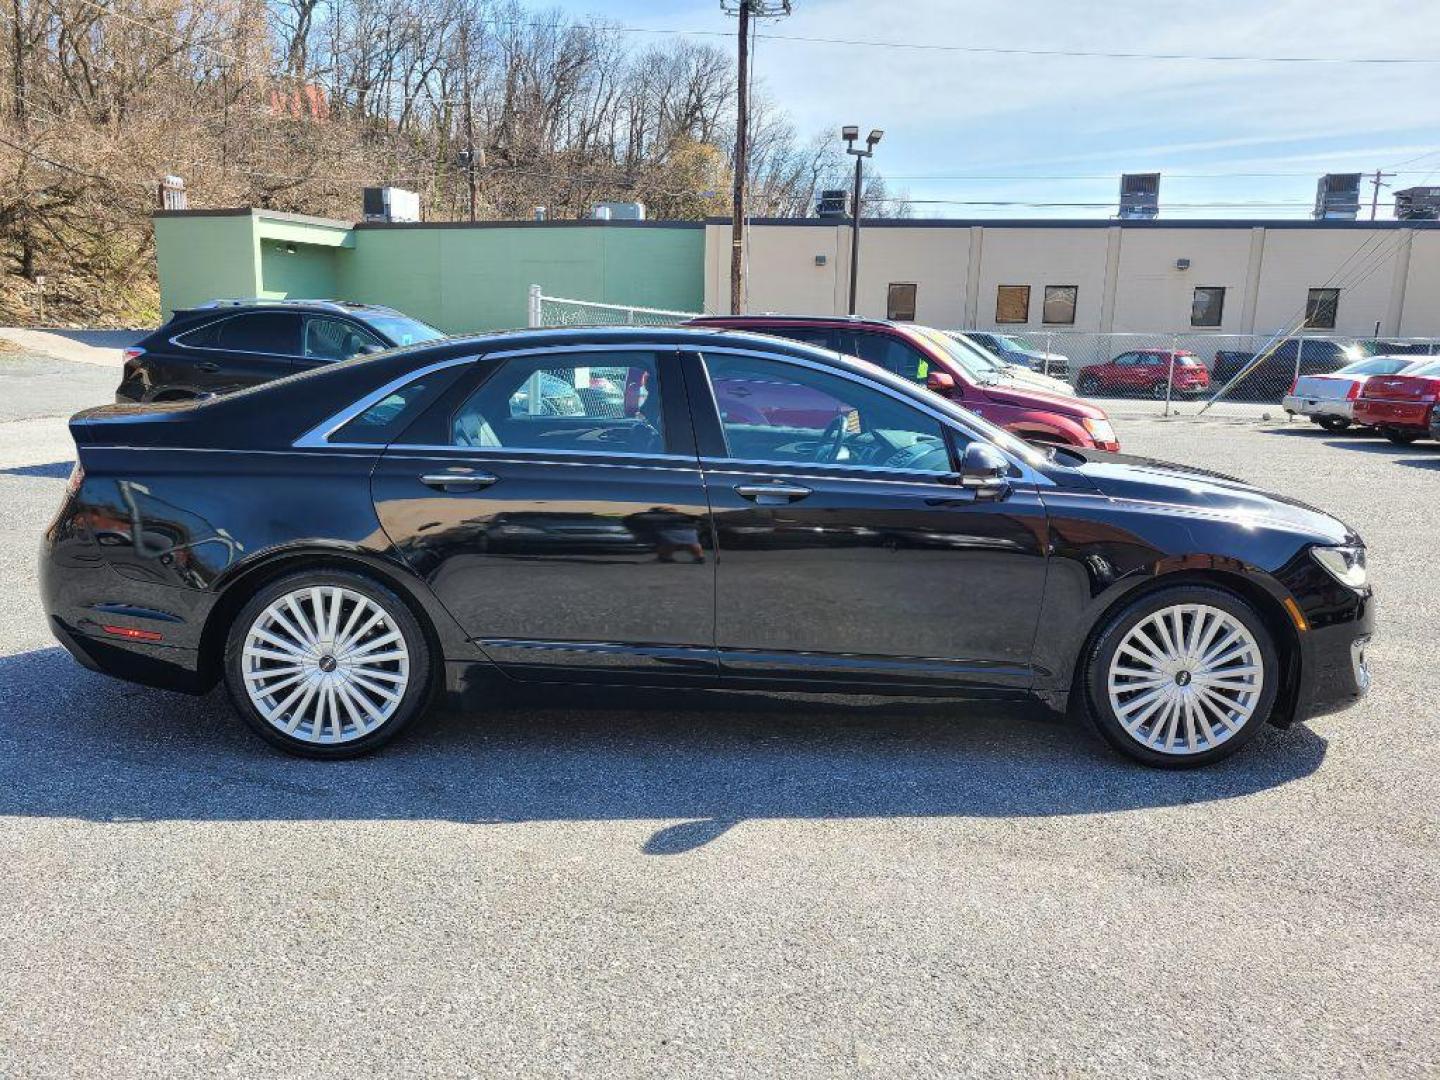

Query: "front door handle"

xmin=419 ymin=472 xmax=499 ymax=493
xmin=196 ymin=361 xmax=219 ymax=372
xmin=735 ymin=483 xmax=812 ymax=505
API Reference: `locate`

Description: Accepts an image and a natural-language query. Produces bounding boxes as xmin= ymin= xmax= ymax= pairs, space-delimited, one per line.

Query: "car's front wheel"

xmin=224 ymin=569 xmax=434 ymax=758
xmin=1082 ymin=585 xmax=1280 ymax=768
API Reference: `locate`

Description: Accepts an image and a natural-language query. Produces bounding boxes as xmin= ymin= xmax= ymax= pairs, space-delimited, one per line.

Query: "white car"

xmin=946 ymin=333 xmax=1076 ymax=396
xmin=1282 ymin=355 xmax=1432 ymax=432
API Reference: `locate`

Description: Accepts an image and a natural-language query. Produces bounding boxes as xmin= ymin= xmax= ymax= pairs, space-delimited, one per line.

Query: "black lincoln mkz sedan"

xmin=43 ymin=327 xmax=1373 ymax=766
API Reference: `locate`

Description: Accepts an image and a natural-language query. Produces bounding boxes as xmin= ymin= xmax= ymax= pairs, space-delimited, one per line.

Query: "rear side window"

xmin=216 ymin=313 xmax=302 ymax=355
xmin=332 ymin=373 xmax=461 ymax=445
xmin=173 ymin=318 xmax=225 ymax=348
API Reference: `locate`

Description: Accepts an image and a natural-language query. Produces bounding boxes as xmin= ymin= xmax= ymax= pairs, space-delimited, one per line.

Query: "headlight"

xmin=1310 ymin=544 xmax=1367 ymax=588
xmin=1082 ymin=417 xmax=1118 ymax=447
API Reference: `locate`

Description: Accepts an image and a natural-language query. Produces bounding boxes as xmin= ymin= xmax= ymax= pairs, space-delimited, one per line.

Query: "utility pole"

xmin=460 ymin=23 xmax=478 ymax=222
xmin=1369 ymin=168 xmax=1395 ymax=221
xmin=722 ymin=1 xmax=792 ymax=314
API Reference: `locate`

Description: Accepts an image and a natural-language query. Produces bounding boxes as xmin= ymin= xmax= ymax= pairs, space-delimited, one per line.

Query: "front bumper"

xmin=1290 ymin=587 xmax=1374 ymax=724
xmin=1283 ymin=395 xmax=1354 ymax=421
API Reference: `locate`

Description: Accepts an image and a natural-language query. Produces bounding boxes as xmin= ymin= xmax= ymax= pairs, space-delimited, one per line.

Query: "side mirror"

xmin=926 ymin=370 xmax=956 ymax=393
xmin=959 ymin=442 xmax=1011 ymax=498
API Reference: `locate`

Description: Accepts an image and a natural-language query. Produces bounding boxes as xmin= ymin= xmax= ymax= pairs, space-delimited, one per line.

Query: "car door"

xmin=180 ymin=312 xmax=304 ymax=393
xmin=369 ymin=345 xmax=717 ymax=684
xmin=301 ymin=315 xmax=385 ymax=371
xmin=684 ymin=347 xmax=1049 ymax=692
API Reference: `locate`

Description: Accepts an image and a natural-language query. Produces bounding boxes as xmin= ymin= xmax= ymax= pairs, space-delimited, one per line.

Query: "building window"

xmin=1042 ymin=285 xmax=1078 ymax=325
xmin=1191 ymin=287 xmax=1226 ymax=328
xmin=995 ymin=285 xmax=1030 ymax=324
xmin=887 ymin=283 xmax=917 ymax=321
xmin=1305 ymin=288 xmax=1339 ymax=330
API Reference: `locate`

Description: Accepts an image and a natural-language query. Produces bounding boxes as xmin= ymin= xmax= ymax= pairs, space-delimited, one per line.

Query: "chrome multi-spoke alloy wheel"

xmin=1105 ymin=602 xmax=1264 ymax=756
xmin=241 ymin=584 xmax=411 ymax=745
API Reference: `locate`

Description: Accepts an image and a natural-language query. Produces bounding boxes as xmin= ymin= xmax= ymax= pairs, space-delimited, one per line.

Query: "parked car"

xmin=1352 ymin=359 xmax=1440 ymax=444
xmin=116 ymin=298 xmax=445 ymax=403
xmin=1282 ymin=355 xmax=1432 ymax=432
xmin=1077 ymin=350 xmax=1211 ymax=399
xmin=968 ymin=332 xmax=1071 ymax=378
xmin=946 ymin=332 xmax=1075 ymax=396
xmin=44 ymin=326 xmax=1373 ymax=767
xmin=686 ymin=315 xmax=1118 ymax=451
xmin=1211 ymin=338 xmax=1361 ymax=402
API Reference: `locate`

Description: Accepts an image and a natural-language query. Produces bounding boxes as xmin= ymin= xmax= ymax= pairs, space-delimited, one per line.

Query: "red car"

xmin=1352 ymin=359 xmax=1440 ymax=444
xmin=1078 ymin=349 xmax=1211 ymax=399
xmin=686 ymin=315 xmax=1120 ymax=451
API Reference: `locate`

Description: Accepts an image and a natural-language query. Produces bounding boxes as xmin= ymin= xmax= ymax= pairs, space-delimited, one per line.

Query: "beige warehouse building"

xmin=703 ymin=219 xmax=1440 ymax=339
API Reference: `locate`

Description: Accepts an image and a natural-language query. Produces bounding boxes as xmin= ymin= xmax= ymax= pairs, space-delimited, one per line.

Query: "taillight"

xmin=1346 ymin=382 xmax=1361 ymax=400
xmin=1288 ymin=378 xmax=1298 ymax=395
xmin=64 ymin=461 xmax=85 ymax=498
xmin=122 ymin=347 xmax=145 ymax=363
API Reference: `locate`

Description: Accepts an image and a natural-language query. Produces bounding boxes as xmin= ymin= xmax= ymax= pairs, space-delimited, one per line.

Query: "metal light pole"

xmin=843 ymin=126 xmax=883 ymax=315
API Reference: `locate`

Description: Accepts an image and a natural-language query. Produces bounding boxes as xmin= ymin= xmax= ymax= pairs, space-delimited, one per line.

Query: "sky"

xmin=543 ymin=0 xmax=1440 ymax=219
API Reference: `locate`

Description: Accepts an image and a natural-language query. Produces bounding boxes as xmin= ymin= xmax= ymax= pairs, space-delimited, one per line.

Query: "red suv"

xmin=687 ymin=316 xmax=1120 ymax=451
xmin=1077 ymin=349 xmax=1211 ymax=399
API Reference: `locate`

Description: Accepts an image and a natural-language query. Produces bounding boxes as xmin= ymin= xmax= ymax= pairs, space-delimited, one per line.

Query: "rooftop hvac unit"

xmin=1394 ymin=186 xmax=1440 ymax=221
xmin=1118 ymin=173 xmax=1160 ymax=219
xmin=361 ymin=186 xmax=421 ymax=223
xmin=1313 ymin=173 xmax=1361 ymax=220
xmin=592 ymin=201 xmax=646 ymax=221
xmin=816 ymin=189 xmax=848 ymax=218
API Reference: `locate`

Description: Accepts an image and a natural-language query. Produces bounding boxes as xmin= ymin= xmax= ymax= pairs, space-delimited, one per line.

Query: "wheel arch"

xmin=1064 ymin=566 xmax=1303 ymax=729
xmin=196 ymin=546 xmax=477 ymax=691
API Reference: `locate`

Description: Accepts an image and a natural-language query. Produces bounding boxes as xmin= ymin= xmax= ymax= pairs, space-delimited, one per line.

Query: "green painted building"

xmin=152 ymin=209 xmax=707 ymax=333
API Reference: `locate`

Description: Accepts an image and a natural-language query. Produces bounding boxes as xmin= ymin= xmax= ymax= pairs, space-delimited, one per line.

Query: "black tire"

xmin=1080 ymin=584 xmax=1281 ymax=769
xmin=1150 ymin=381 xmax=1169 ymax=400
xmin=223 ymin=569 xmax=434 ymax=759
xmin=1077 ymin=376 xmax=1100 ymax=396
xmin=1383 ymin=428 xmax=1420 ymax=446
xmin=1316 ymin=417 xmax=1351 ymax=433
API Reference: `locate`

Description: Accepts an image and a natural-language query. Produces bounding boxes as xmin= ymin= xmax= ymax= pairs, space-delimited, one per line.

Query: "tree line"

xmin=0 ymin=0 xmax=908 ymax=323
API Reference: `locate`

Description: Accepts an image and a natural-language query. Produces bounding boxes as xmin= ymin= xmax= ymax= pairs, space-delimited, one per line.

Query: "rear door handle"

xmin=419 ymin=472 xmax=499 ymax=493
xmin=735 ymin=483 xmax=812 ymax=505
xmin=196 ymin=361 xmax=219 ymax=372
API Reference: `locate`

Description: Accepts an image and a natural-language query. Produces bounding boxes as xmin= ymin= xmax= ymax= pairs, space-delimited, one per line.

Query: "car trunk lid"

xmin=1362 ymin=375 xmax=1440 ymax=403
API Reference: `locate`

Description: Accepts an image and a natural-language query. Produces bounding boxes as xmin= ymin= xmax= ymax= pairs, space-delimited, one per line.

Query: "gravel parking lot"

xmin=0 ymin=347 xmax=1436 ymax=1078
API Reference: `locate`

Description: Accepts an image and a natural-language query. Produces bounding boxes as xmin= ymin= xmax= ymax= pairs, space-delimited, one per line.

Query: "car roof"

xmin=177 ymin=298 xmax=409 ymax=318
xmin=688 ymin=313 xmax=899 ymax=330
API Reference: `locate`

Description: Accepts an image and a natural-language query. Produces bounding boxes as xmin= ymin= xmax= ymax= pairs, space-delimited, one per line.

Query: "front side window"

xmin=216 ymin=312 xmax=303 ymax=354
xmin=703 ymin=352 xmax=954 ymax=474
xmin=845 ymin=331 xmax=933 ymax=383
xmin=449 ymin=351 xmax=666 ymax=455
xmin=995 ymin=285 xmax=1030 ymax=324
xmin=305 ymin=317 xmax=383 ymax=361
xmin=1305 ymin=288 xmax=1340 ymax=329
xmin=887 ymin=283 xmax=918 ymax=321
xmin=1192 ymin=286 xmax=1226 ymax=327
xmin=1042 ymin=285 xmax=1078 ymax=325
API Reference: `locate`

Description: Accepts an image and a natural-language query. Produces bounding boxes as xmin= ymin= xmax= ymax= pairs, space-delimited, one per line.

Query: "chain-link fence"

xmin=525 ymin=288 xmax=1440 ymax=422
xmin=529 ymin=286 xmax=699 ymax=329
xmin=964 ymin=329 xmax=1440 ymax=418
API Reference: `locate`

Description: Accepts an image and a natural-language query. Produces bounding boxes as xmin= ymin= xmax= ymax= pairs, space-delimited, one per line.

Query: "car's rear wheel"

xmin=1316 ymin=417 xmax=1351 ymax=433
xmin=1149 ymin=381 xmax=1169 ymax=399
xmin=223 ymin=569 xmax=433 ymax=758
xmin=1082 ymin=585 xmax=1280 ymax=768
xmin=1383 ymin=428 xmax=1420 ymax=445
xmin=1077 ymin=375 xmax=1100 ymax=395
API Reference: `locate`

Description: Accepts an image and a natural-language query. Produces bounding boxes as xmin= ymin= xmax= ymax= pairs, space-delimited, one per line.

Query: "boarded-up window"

xmin=1043 ymin=285 xmax=1078 ymax=325
xmin=995 ymin=285 xmax=1030 ymax=324
xmin=887 ymin=283 xmax=917 ymax=321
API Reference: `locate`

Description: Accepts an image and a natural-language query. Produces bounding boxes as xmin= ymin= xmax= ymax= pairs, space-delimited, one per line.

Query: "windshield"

xmin=910 ymin=327 xmax=1005 ymax=379
xmin=360 ymin=313 xmax=446 ymax=347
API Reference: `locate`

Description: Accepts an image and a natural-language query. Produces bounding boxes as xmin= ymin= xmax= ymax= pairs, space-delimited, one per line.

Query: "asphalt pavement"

xmin=0 ymin=348 xmax=1436 ymax=1079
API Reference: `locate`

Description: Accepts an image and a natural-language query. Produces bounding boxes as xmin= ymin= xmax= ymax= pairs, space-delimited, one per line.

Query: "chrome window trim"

xmin=171 ymin=311 xmax=380 ymax=361
xmin=381 ymin=451 xmax=700 ymax=473
xmin=293 ymin=343 xmax=686 ymax=453
xmin=693 ymin=344 xmax=1054 ymax=487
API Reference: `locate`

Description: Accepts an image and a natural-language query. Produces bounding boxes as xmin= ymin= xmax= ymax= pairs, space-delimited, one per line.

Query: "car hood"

xmin=978 ymin=380 xmax=1102 ymax=417
xmin=1045 ymin=447 xmax=1356 ymax=544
